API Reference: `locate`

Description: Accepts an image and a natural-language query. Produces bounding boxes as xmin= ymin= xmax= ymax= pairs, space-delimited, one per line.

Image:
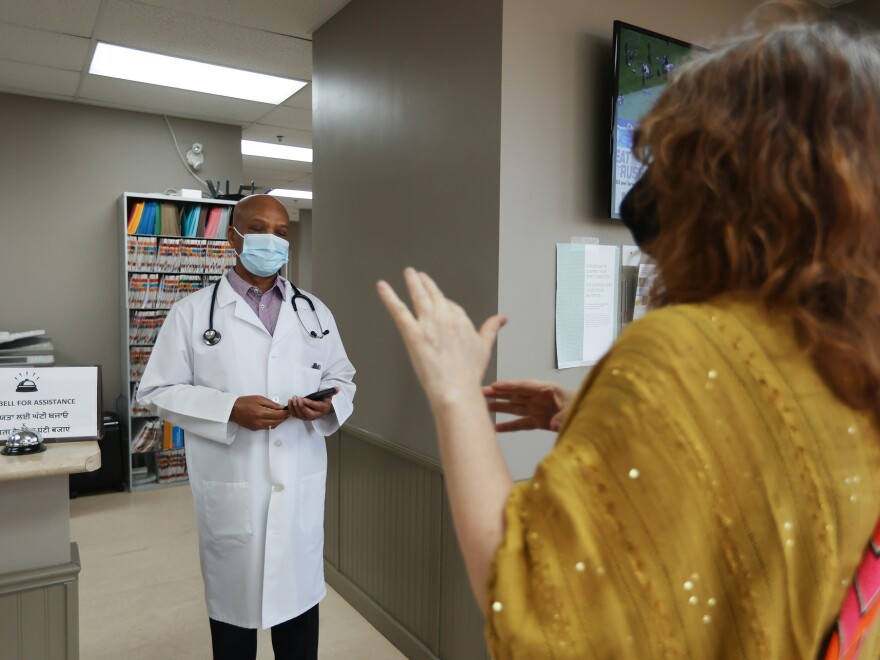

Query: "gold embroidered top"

xmin=486 ymin=299 xmax=880 ymax=658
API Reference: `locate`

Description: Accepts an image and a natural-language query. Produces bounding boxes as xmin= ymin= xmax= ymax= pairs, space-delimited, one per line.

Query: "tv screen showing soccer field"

xmin=610 ymin=22 xmax=698 ymax=219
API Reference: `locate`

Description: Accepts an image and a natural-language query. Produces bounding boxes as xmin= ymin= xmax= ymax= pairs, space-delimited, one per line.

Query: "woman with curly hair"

xmin=378 ymin=2 xmax=880 ymax=657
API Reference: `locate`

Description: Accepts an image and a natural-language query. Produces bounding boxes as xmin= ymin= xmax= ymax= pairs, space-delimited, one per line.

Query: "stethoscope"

xmin=203 ymin=279 xmax=330 ymax=346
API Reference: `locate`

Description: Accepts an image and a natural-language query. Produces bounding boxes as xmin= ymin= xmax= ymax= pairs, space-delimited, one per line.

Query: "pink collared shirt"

xmin=225 ymin=268 xmax=285 ymax=336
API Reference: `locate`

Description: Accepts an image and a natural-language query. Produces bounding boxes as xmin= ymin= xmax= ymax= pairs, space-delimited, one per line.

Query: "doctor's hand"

xmin=483 ymin=380 xmax=573 ymax=433
xmin=377 ymin=268 xmax=506 ymax=408
xmin=288 ymin=390 xmax=336 ymax=421
xmin=230 ymin=396 xmax=290 ymax=432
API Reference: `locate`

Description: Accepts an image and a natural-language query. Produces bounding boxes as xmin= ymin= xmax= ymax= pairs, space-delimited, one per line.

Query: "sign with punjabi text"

xmin=0 ymin=367 xmax=101 ymax=442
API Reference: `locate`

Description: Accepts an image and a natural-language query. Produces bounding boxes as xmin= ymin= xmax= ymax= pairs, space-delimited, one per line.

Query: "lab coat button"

xmin=273 ymin=484 xmax=284 ymax=492
xmin=272 ymin=396 xmax=279 ymax=403
xmin=275 ymin=440 xmax=282 ymax=447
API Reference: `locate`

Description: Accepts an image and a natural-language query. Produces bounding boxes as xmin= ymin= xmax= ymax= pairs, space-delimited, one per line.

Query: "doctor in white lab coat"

xmin=137 ymin=195 xmax=355 ymax=660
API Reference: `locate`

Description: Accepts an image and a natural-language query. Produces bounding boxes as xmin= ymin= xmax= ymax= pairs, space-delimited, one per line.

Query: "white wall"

xmin=496 ymin=0 xmax=765 ymax=477
xmin=0 ymin=93 xmax=242 ymax=410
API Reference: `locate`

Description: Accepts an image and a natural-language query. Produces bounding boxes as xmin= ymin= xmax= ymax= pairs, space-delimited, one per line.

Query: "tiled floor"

xmin=70 ymin=485 xmax=406 ymax=659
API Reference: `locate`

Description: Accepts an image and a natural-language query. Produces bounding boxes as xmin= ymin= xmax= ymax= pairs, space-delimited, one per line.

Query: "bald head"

xmin=232 ymin=194 xmax=289 ymax=229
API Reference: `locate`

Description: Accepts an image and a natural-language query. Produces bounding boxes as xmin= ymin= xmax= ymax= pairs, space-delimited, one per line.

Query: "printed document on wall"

xmin=555 ymin=244 xmax=620 ymax=369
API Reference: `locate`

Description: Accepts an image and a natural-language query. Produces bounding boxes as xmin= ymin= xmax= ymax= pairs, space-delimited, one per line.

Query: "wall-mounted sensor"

xmin=186 ymin=143 xmax=205 ymax=170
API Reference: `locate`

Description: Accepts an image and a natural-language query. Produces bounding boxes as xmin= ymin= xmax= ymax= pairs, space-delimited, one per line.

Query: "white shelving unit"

xmin=118 ymin=192 xmax=238 ymax=491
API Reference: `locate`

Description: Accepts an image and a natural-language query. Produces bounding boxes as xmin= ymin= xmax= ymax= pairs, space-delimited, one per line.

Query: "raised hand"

xmin=230 ymin=395 xmax=290 ymax=431
xmin=483 ymin=380 xmax=573 ymax=432
xmin=377 ymin=268 xmax=506 ymax=408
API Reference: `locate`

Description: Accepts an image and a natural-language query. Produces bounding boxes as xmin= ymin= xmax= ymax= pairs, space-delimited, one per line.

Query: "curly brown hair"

xmin=632 ymin=2 xmax=880 ymax=419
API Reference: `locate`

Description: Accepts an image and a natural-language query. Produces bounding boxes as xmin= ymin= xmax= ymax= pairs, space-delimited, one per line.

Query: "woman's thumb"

xmin=479 ymin=315 xmax=508 ymax=344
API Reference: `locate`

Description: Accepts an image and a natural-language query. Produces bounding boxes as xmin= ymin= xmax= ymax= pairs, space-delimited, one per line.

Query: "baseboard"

xmin=325 ymin=561 xmax=438 ymax=660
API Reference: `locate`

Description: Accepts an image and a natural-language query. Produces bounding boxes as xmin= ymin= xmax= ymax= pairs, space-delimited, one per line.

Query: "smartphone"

xmin=305 ymin=387 xmax=336 ymax=401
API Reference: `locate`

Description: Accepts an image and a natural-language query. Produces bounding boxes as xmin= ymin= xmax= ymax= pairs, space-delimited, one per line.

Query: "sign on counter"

xmin=0 ymin=366 xmax=102 ymax=442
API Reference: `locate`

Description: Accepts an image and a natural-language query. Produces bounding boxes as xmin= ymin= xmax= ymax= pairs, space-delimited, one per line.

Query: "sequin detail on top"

xmin=823 ymin=518 xmax=880 ymax=659
xmin=484 ymin=300 xmax=880 ymax=659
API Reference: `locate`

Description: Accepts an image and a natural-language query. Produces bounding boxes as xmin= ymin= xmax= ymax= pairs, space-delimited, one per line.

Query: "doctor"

xmin=137 ymin=194 xmax=355 ymax=660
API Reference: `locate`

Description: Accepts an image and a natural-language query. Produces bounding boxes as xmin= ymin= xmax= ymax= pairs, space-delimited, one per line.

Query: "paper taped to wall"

xmin=555 ymin=244 xmax=620 ymax=369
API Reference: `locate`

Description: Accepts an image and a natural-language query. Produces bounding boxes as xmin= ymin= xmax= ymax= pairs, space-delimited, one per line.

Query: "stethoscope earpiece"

xmin=204 ymin=280 xmax=330 ymax=346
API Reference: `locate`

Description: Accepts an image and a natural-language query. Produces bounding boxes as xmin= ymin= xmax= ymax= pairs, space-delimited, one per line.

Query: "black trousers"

xmin=209 ymin=604 xmax=319 ymax=660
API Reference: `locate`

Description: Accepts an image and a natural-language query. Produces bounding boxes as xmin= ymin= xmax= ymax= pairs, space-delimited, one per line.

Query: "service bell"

xmin=2 ymin=425 xmax=47 ymax=456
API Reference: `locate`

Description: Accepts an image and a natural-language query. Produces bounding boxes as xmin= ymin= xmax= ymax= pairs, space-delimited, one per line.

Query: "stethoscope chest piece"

xmin=203 ymin=328 xmax=221 ymax=346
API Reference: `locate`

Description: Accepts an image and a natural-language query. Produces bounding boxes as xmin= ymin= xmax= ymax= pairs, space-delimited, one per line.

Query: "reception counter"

xmin=0 ymin=441 xmax=100 ymax=660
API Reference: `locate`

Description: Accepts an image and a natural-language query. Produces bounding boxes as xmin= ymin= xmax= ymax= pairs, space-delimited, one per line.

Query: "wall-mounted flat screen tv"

xmin=610 ymin=21 xmax=701 ymax=219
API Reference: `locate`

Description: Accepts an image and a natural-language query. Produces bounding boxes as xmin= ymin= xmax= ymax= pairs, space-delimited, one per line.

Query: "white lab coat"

xmin=137 ymin=274 xmax=355 ymax=629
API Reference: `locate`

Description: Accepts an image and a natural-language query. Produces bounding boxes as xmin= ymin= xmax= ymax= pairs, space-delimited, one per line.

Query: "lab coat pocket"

xmin=299 ymin=471 xmax=326 ymax=536
xmin=203 ymin=480 xmax=253 ymax=544
xmin=291 ymin=367 xmax=322 ymax=398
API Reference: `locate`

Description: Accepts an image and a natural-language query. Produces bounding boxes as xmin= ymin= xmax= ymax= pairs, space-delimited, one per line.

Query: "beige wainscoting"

xmin=324 ymin=426 xmax=489 ymax=660
xmin=0 ymin=543 xmax=80 ymax=660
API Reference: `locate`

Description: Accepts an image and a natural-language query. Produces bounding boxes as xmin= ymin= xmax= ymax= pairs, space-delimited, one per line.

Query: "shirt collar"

xmin=226 ymin=268 xmax=288 ymax=301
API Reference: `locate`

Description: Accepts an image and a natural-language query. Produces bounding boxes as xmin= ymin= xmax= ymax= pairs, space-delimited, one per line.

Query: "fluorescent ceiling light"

xmin=242 ymin=140 xmax=313 ymax=163
xmin=269 ymin=189 xmax=313 ymax=200
xmin=89 ymin=42 xmax=307 ymax=104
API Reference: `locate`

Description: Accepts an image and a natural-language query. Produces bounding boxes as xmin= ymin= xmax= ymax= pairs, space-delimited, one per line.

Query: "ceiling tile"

xmin=242 ymin=158 xmax=312 ymax=179
xmin=255 ymin=177 xmax=305 ymax=190
xmin=0 ymin=0 xmax=102 ymax=37
xmin=134 ymin=0 xmax=350 ymax=39
xmin=254 ymin=105 xmax=312 ymax=131
xmin=0 ymin=60 xmax=80 ymax=98
xmin=78 ymin=75 xmax=270 ymax=124
xmin=0 ymin=24 xmax=91 ymax=71
xmin=241 ymin=170 xmax=312 ymax=189
xmin=279 ymin=198 xmax=312 ymax=212
xmin=242 ymin=125 xmax=312 ymax=148
xmin=96 ymin=0 xmax=312 ymax=81
xmin=283 ymin=85 xmax=312 ymax=109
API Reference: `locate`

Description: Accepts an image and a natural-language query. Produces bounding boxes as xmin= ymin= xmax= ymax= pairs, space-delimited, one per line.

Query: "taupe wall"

xmin=313 ymin=0 xmax=503 ymax=460
xmin=314 ymin=0 xmax=764 ymax=477
xmin=298 ymin=209 xmax=313 ymax=292
xmin=496 ymin=0 xmax=765 ymax=477
xmin=0 ymin=93 xmax=242 ymax=410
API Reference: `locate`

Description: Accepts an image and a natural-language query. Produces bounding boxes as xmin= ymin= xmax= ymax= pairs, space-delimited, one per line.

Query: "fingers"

xmin=255 ymin=396 xmax=287 ymax=410
xmin=550 ymin=410 xmax=566 ymax=432
xmin=483 ymin=385 xmax=525 ymax=401
xmin=479 ymin=314 xmax=507 ymax=346
xmin=495 ymin=418 xmax=538 ymax=433
xmin=404 ymin=267 xmax=434 ymax=317
xmin=486 ymin=400 xmax=529 ymax=415
xmin=417 ymin=270 xmax=446 ymax=307
xmin=289 ymin=396 xmax=307 ymax=419
xmin=267 ymin=408 xmax=290 ymax=421
xmin=301 ymin=397 xmax=331 ymax=414
xmin=248 ymin=408 xmax=288 ymax=431
xmin=377 ymin=280 xmax=417 ymax=335
xmin=288 ymin=396 xmax=331 ymax=421
xmin=488 ymin=379 xmax=551 ymax=393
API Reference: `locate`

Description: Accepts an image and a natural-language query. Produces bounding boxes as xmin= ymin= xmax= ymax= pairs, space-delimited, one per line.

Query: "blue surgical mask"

xmin=233 ymin=227 xmax=290 ymax=277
